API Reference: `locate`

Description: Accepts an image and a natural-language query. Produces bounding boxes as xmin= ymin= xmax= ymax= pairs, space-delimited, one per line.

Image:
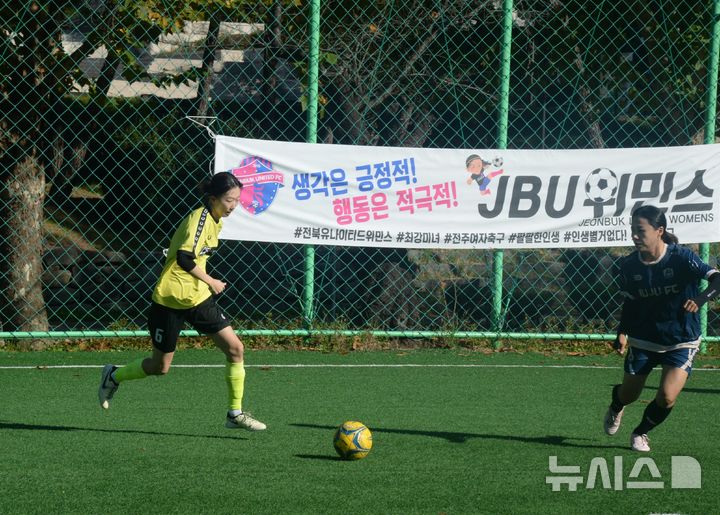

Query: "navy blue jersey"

xmin=618 ymin=244 xmax=715 ymax=351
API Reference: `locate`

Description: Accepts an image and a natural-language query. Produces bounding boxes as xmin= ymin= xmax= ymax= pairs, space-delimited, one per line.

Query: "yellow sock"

xmin=226 ymin=361 xmax=245 ymax=411
xmin=114 ymin=358 xmax=148 ymax=383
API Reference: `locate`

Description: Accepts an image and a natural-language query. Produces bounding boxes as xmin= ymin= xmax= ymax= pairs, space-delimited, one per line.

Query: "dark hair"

xmin=465 ymin=154 xmax=489 ymax=168
xmin=631 ymin=205 xmax=679 ymax=244
xmin=465 ymin=154 xmax=480 ymax=167
xmin=199 ymin=172 xmax=242 ymax=200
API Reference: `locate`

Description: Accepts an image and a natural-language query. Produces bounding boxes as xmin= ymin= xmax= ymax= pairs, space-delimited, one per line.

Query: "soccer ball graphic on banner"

xmin=584 ymin=168 xmax=618 ymax=203
xmin=333 ymin=421 xmax=373 ymax=460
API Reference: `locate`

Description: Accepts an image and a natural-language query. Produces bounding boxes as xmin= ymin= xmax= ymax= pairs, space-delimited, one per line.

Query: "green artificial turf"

xmin=1 ymin=349 xmax=718 ymax=514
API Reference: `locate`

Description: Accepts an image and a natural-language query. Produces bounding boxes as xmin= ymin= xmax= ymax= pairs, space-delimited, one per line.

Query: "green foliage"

xmin=3 ymin=0 xmax=720 ymax=338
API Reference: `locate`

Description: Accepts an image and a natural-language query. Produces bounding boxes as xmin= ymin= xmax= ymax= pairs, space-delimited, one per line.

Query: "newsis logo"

xmin=228 ymin=156 xmax=285 ymax=215
xmin=476 ymin=167 xmax=715 ymax=224
xmin=546 ymin=455 xmax=702 ymax=491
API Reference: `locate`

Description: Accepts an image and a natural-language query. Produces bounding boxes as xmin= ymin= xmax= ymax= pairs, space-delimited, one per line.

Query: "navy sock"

xmin=633 ymin=400 xmax=673 ymax=435
xmin=610 ymin=384 xmax=625 ymax=413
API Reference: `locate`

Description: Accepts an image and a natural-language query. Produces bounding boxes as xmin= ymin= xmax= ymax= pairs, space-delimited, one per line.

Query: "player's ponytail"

xmin=631 ymin=204 xmax=679 ymax=244
xmin=198 ymin=172 xmax=243 ymax=202
xmin=661 ymin=229 xmax=679 ymax=245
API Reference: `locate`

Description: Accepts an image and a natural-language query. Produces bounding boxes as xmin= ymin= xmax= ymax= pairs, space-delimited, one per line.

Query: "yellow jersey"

xmin=152 ymin=207 xmax=222 ymax=309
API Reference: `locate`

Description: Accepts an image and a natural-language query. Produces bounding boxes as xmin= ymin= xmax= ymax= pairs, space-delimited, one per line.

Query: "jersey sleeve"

xmin=683 ymin=246 xmax=715 ymax=280
xmin=177 ymin=209 xmax=211 ymax=257
xmin=615 ymin=259 xmax=635 ymax=333
xmin=615 ymin=256 xmax=634 ymax=299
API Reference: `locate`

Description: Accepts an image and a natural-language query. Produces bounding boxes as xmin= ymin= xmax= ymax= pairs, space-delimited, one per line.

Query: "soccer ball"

xmin=584 ymin=168 xmax=618 ymax=203
xmin=492 ymin=156 xmax=503 ymax=168
xmin=333 ymin=421 xmax=373 ymax=460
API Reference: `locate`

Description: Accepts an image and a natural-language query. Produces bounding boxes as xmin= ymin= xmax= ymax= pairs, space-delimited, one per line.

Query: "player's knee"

xmin=228 ymin=340 xmax=245 ymax=361
xmin=655 ymin=394 xmax=676 ymax=408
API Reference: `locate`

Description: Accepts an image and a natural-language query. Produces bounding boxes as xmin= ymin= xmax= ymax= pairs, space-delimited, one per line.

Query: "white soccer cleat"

xmin=630 ymin=433 xmax=651 ymax=452
xmin=603 ymin=406 xmax=624 ymax=435
xmin=225 ymin=412 xmax=267 ymax=431
xmin=98 ymin=364 xmax=119 ymax=409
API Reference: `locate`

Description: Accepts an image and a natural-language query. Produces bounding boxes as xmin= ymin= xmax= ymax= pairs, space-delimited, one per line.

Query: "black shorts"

xmin=147 ymin=296 xmax=231 ymax=353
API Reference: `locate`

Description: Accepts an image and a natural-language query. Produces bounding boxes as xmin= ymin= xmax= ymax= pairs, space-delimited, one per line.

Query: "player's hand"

xmin=611 ymin=333 xmax=627 ymax=356
xmin=208 ymin=278 xmax=226 ymax=294
xmin=683 ymin=298 xmax=700 ymax=313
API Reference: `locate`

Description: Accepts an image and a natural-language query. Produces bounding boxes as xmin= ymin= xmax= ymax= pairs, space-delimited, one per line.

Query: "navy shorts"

xmin=147 ymin=296 xmax=231 ymax=353
xmin=624 ymin=346 xmax=699 ymax=376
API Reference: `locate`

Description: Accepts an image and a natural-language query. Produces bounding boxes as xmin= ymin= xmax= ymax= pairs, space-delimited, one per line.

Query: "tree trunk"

xmin=0 ymin=1 xmax=58 ymax=342
xmin=257 ymin=3 xmax=284 ymax=138
xmin=97 ymin=49 xmax=121 ymax=98
xmin=261 ymin=2 xmax=283 ymax=101
xmin=581 ymin=97 xmax=606 ymax=148
xmin=47 ymin=130 xmax=91 ymax=206
xmin=0 ymin=152 xmax=49 ymax=334
xmin=574 ymin=47 xmax=606 ymax=149
xmin=196 ymin=16 xmax=222 ymax=117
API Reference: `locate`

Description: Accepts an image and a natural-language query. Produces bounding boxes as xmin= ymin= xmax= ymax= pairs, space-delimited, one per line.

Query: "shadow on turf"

xmin=0 ymin=420 xmax=245 ymax=440
xmin=294 ymin=454 xmax=344 ymax=461
xmin=647 ymin=385 xmax=720 ymax=394
xmin=290 ymin=423 xmax=627 ymax=450
xmin=606 ymin=383 xmax=720 ymax=395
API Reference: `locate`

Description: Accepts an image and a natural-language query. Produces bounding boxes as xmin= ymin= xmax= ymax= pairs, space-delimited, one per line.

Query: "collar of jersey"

xmin=637 ymin=243 xmax=668 ymax=266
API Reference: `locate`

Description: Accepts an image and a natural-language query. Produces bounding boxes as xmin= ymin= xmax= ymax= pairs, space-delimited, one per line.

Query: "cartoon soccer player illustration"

xmin=465 ymin=154 xmax=504 ymax=196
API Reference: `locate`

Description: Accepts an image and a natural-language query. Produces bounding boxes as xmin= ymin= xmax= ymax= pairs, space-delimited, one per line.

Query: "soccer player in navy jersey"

xmin=98 ymin=172 xmax=266 ymax=431
xmin=465 ymin=154 xmax=503 ymax=196
xmin=603 ymin=205 xmax=719 ymax=451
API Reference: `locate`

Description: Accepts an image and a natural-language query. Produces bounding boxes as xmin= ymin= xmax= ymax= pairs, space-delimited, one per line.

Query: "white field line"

xmin=0 ymin=363 xmax=715 ymax=370
xmin=0 ymin=363 xmax=619 ymax=370
xmin=0 ymin=363 xmax=720 ymax=371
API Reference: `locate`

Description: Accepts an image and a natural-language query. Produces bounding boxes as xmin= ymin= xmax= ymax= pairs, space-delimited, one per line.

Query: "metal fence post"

xmin=493 ymin=0 xmax=515 ymax=340
xmin=700 ymin=0 xmax=720 ymax=352
xmin=303 ymin=0 xmax=321 ymax=330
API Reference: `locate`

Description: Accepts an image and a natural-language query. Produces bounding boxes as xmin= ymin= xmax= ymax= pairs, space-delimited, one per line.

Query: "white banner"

xmin=214 ymin=135 xmax=720 ymax=249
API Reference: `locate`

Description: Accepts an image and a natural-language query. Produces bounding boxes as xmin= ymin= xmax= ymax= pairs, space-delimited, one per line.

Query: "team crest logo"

xmin=663 ymin=268 xmax=674 ymax=279
xmin=229 ymin=156 xmax=284 ymax=215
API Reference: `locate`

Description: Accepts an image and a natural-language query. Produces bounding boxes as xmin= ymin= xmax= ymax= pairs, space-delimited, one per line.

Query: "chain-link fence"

xmin=1 ymin=0 xmax=719 ymax=342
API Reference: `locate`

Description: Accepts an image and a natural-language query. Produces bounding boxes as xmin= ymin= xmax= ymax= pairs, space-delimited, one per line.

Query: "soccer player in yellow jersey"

xmin=98 ymin=171 xmax=265 ymax=431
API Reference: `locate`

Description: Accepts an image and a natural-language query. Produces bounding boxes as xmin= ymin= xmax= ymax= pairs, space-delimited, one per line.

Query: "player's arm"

xmin=612 ymin=300 xmax=632 ymax=355
xmin=176 ymin=250 xmax=226 ymax=294
xmin=611 ymin=332 xmax=627 ymax=355
xmin=684 ymin=271 xmax=720 ymax=313
xmin=611 ymin=266 xmax=631 ymax=355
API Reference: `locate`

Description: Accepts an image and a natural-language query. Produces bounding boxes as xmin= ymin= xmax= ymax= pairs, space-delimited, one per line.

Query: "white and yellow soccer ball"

xmin=333 ymin=421 xmax=373 ymax=460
